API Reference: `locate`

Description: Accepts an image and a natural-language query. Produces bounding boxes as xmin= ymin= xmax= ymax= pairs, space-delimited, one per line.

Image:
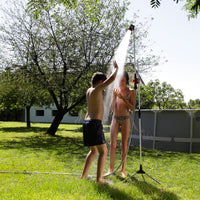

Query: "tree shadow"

xmin=0 ymin=126 xmax=48 ymax=133
xmin=126 ymin=176 xmax=180 ymax=200
xmin=128 ymin=146 xmax=200 ymax=163
xmin=0 ymin=126 xmax=82 ymax=134
xmin=0 ymin=134 xmax=87 ymax=161
xmin=188 ymin=154 xmax=200 ymax=162
xmin=94 ymin=183 xmax=134 ymax=200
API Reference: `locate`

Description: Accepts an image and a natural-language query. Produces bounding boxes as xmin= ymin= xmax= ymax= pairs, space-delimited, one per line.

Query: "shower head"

xmin=128 ymin=24 xmax=135 ymax=31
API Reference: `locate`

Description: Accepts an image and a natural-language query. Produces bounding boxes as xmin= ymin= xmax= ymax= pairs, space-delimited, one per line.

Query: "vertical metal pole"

xmin=138 ymin=110 xmax=142 ymax=166
xmin=153 ymin=111 xmax=157 ymax=150
xmin=189 ymin=111 xmax=193 ymax=153
xmin=124 ymin=25 xmax=160 ymax=184
xmin=138 ymin=90 xmax=142 ymax=166
xmin=133 ymin=26 xmax=136 ymax=76
xmin=133 ymin=27 xmax=142 ymax=166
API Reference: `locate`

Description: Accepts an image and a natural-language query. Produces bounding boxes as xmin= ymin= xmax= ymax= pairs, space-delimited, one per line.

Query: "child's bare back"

xmin=85 ymin=86 xmax=104 ymax=120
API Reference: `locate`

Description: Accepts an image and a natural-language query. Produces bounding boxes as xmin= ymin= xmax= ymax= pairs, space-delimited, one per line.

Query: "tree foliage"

xmin=150 ymin=0 xmax=200 ymax=18
xmin=0 ymin=67 xmax=53 ymax=127
xmin=28 ymin=0 xmax=200 ymax=18
xmin=27 ymin=0 xmax=77 ymax=19
xmin=183 ymin=0 xmax=200 ymax=18
xmin=0 ymin=70 xmax=23 ymax=111
xmin=188 ymin=99 xmax=200 ymax=109
xmin=138 ymin=79 xmax=186 ymax=109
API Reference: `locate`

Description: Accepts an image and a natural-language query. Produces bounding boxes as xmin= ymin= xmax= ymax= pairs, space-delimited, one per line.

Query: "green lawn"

xmin=0 ymin=121 xmax=199 ymax=200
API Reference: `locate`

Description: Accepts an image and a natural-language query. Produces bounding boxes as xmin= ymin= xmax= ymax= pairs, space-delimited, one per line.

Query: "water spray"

xmin=103 ymin=24 xmax=134 ymax=124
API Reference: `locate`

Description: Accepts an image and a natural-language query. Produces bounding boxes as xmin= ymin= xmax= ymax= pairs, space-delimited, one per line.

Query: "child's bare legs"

xmin=81 ymin=143 xmax=108 ymax=183
xmin=96 ymin=143 xmax=108 ymax=183
xmin=120 ymin=119 xmax=130 ymax=178
xmin=81 ymin=146 xmax=98 ymax=179
xmin=108 ymin=119 xmax=119 ymax=174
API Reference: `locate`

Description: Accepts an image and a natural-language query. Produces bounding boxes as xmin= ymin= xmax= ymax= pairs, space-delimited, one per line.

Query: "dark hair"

xmin=91 ymin=72 xmax=107 ymax=86
xmin=122 ymin=71 xmax=129 ymax=85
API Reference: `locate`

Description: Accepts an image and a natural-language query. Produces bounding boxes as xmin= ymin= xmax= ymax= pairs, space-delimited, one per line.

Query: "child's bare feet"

xmin=104 ymin=169 xmax=114 ymax=176
xmin=81 ymin=175 xmax=91 ymax=180
xmin=121 ymin=171 xmax=126 ymax=178
xmin=97 ymin=179 xmax=113 ymax=185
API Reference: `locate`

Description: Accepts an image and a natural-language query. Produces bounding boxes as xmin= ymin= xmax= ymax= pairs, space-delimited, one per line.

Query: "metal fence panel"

xmin=130 ymin=110 xmax=200 ymax=153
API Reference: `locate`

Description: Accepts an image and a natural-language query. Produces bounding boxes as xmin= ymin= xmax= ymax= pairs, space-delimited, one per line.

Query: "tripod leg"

xmin=142 ymin=174 xmax=146 ymax=182
xmin=145 ymin=172 xmax=160 ymax=184
xmin=123 ymin=172 xmax=138 ymax=182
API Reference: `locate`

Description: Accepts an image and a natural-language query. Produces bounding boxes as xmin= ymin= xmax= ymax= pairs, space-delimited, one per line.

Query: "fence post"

xmin=189 ymin=111 xmax=193 ymax=154
xmin=153 ymin=110 xmax=157 ymax=150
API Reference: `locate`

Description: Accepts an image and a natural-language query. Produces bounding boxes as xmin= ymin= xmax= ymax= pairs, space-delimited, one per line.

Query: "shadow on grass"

xmin=95 ymin=183 xmax=134 ymax=200
xmin=188 ymin=154 xmax=200 ymax=162
xmin=0 ymin=134 xmax=87 ymax=161
xmin=128 ymin=146 xmax=200 ymax=162
xmin=0 ymin=126 xmax=48 ymax=133
xmin=0 ymin=126 xmax=82 ymax=133
xmin=126 ymin=176 xmax=180 ymax=200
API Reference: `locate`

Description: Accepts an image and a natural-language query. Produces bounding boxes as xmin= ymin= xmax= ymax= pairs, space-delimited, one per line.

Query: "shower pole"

xmin=124 ymin=25 xmax=160 ymax=184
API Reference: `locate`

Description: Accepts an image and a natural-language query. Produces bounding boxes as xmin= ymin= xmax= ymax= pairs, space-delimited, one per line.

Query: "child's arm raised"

xmin=96 ymin=61 xmax=118 ymax=91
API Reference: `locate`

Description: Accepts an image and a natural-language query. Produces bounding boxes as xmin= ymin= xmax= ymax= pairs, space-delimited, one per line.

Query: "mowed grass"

xmin=0 ymin=121 xmax=199 ymax=200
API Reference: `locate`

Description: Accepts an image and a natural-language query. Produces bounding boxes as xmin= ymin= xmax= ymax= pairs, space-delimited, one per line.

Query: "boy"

xmin=81 ymin=61 xmax=118 ymax=184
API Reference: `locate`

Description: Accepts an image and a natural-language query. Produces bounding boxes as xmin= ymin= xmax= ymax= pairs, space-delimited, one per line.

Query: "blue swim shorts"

xmin=82 ymin=119 xmax=106 ymax=147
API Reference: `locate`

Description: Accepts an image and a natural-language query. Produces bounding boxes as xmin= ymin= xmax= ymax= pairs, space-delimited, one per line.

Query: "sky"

xmin=126 ymin=0 xmax=200 ymax=103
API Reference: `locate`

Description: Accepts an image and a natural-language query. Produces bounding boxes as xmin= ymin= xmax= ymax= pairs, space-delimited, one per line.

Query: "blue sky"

xmin=126 ymin=0 xmax=200 ymax=103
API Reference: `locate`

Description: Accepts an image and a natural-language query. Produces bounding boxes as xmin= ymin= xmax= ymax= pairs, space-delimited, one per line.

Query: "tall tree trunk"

xmin=26 ymin=106 xmax=31 ymax=128
xmin=46 ymin=110 xmax=65 ymax=136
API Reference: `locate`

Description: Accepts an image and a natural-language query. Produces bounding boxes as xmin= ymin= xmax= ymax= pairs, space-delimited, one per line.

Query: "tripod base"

xmin=124 ymin=164 xmax=160 ymax=184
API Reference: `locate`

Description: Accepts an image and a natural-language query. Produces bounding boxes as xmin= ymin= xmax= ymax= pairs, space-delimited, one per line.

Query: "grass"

xmin=0 ymin=121 xmax=200 ymax=200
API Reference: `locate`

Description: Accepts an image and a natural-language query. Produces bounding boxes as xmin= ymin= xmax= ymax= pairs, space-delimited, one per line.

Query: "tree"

xmin=139 ymin=82 xmax=155 ymax=109
xmin=150 ymin=0 xmax=178 ymax=8
xmin=184 ymin=0 xmax=200 ymax=18
xmin=188 ymin=99 xmax=200 ymax=109
xmin=27 ymin=0 xmax=77 ymax=19
xmin=0 ymin=67 xmax=53 ymax=127
xmin=28 ymin=0 xmax=200 ymax=18
xmin=150 ymin=0 xmax=200 ymax=18
xmin=138 ymin=79 xmax=186 ymax=109
xmin=0 ymin=70 xmax=23 ymax=113
xmin=0 ymin=0 xmax=130 ymax=135
xmin=16 ymin=68 xmax=53 ymax=127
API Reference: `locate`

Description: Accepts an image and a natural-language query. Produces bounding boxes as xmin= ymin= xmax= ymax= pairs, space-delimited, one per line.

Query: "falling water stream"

xmin=103 ymin=30 xmax=132 ymax=124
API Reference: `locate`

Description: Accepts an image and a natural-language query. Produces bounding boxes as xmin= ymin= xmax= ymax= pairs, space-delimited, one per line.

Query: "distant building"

xmin=26 ymin=105 xmax=83 ymax=124
xmin=0 ymin=104 xmax=83 ymax=124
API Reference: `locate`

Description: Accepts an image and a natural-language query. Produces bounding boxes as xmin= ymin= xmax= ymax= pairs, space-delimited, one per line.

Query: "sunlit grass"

xmin=0 ymin=121 xmax=200 ymax=200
